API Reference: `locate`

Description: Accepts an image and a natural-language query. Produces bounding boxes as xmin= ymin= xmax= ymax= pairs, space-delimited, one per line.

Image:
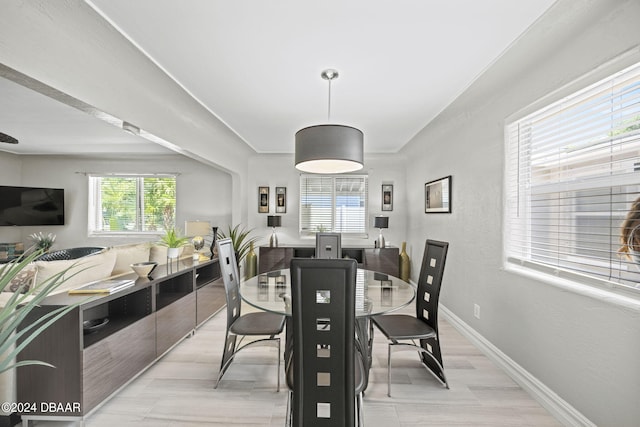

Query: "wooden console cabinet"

xmin=17 ymin=258 xmax=221 ymax=424
xmin=258 ymin=246 xmax=399 ymax=277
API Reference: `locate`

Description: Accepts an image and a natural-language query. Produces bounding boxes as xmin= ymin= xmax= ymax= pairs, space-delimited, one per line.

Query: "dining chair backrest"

xmin=290 ymin=257 xmax=358 ymax=427
xmin=416 ymin=239 xmax=449 ymax=333
xmin=217 ymin=238 xmax=242 ymax=365
xmin=315 ymin=232 xmax=342 ymax=259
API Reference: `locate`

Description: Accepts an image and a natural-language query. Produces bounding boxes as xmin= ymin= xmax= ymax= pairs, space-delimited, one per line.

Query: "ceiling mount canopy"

xmin=295 ymin=69 xmax=364 ymax=174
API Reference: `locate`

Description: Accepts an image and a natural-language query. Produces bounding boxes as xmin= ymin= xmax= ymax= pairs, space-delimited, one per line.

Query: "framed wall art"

xmin=258 ymin=186 xmax=269 ymax=213
xmin=276 ymin=187 xmax=286 ymax=213
xmin=382 ymin=184 xmax=393 ymax=211
xmin=425 ymin=175 xmax=451 ymax=213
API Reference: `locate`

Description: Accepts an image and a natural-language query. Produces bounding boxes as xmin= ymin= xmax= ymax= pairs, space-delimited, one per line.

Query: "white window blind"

xmin=299 ymin=174 xmax=368 ymax=237
xmin=505 ymin=61 xmax=640 ymax=294
xmin=88 ymin=174 xmax=177 ymax=234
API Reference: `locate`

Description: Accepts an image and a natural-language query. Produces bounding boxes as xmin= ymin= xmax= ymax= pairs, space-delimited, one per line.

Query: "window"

xmin=299 ymin=174 xmax=368 ymax=237
xmin=88 ymin=174 xmax=177 ymax=234
xmin=505 ymin=61 xmax=640 ymax=294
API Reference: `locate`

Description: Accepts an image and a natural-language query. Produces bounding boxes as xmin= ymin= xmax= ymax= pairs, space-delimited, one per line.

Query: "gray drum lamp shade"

xmin=295 ymin=124 xmax=364 ymax=174
xmin=267 ymin=215 xmax=282 ymax=227
xmin=374 ymin=216 xmax=389 ymax=229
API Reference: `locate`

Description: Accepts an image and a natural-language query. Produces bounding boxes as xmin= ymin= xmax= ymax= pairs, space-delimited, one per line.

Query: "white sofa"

xmin=0 ymin=242 xmax=195 ymax=307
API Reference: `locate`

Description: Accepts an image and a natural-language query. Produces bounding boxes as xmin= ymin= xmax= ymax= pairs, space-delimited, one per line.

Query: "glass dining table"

xmin=241 ymin=267 xmax=416 ymax=393
xmin=240 ymin=268 xmax=416 ymax=317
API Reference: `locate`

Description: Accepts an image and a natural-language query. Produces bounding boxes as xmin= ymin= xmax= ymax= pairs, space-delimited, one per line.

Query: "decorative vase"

xmin=399 ymin=241 xmax=410 ymax=282
xmin=245 ymin=242 xmax=257 ymax=280
xmin=210 ymin=226 xmax=218 ymax=259
xmin=167 ymin=247 xmax=181 ymax=259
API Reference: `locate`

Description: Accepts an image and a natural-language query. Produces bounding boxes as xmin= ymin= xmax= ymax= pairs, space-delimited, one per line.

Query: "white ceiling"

xmin=1 ymin=0 xmax=557 ymax=156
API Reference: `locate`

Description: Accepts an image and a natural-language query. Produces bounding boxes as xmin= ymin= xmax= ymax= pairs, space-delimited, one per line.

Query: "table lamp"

xmin=374 ymin=216 xmax=389 ymax=248
xmin=267 ymin=215 xmax=282 ymax=248
xmin=184 ymin=220 xmax=212 ymax=260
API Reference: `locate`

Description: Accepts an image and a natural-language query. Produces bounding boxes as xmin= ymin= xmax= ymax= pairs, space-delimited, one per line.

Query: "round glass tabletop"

xmin=241 ymin=268 xmax=416 ymax=317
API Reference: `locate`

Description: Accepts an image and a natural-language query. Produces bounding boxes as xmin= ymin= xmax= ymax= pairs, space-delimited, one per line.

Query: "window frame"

xmin=298 ymin=174 xmax=369 ymax=238
xmin=503 ymin=58 xmax=640 ymax=302
xmin=87 ymin=173 xmax=178 ymax=236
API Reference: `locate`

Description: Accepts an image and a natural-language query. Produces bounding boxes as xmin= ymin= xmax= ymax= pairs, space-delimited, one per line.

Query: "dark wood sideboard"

xmin=258 ymin=246 xmax=400 ymax=277
xmin=16 ymin=258 xmax=222 ymax=424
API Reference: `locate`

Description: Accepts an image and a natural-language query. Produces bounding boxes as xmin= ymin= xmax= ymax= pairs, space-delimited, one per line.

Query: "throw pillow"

xmin=1 ymin=264 xmax=37 ymax=293
xmin=110 ymin=243 xmax=151 ymax=276
xmin=34 ymin=249 xmax=117 ymax=295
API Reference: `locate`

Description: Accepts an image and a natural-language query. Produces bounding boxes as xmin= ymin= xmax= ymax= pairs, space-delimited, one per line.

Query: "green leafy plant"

xmin=0 ymin=250 xmax=81 ymax=373
xmin=158 ymin=227 xmax=189 ymax=248
xmin=217 ymin=224 xmax=260 ymax=265
xmin=28 ymin=232 xmax=56 ymax=252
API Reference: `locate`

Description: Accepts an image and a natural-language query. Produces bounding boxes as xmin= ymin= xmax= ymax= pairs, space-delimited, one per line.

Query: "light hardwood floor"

xmin=24 ymin=304 xmax=562 ymax=427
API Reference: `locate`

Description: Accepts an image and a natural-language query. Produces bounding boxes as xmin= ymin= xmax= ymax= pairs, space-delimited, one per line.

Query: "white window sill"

xmin=504 ymin=262 xmax=640 ymax=312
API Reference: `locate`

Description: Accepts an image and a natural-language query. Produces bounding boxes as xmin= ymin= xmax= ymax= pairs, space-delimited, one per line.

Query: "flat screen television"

xmin=0 ymin=185 xmax=65 ymax=226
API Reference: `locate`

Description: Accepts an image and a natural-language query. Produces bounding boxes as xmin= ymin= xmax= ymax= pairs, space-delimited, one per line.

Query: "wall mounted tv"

xmin=0 ymin=185 xmax=65 ymax=226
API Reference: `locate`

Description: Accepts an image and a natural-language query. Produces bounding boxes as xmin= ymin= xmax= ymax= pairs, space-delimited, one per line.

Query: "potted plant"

xmin=28 ymin=232 xmax=56 ymax=253
xmin=217 ymin=224 xmax=260 ymax=266
xmin=159 ymin=228 xmax=189 ymax=259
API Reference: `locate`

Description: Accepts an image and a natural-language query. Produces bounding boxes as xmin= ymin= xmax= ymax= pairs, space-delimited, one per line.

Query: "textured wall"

xmin=401 ymin=1 xmax=640 ymax=425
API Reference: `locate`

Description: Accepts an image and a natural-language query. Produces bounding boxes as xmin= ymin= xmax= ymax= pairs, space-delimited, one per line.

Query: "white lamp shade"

xmin=184 ymin=220 xmax=211 ymax=237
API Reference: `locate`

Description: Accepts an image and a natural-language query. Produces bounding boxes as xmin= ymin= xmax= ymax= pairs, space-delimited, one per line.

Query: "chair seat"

xmin=372 ymin=314 xmax=436 ymax=341
xmin=229 ymin=311 xmax=285 ymax=336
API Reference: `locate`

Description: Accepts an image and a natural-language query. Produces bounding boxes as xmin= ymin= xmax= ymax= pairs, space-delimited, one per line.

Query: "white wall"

xmin=0 ymin=152 xmax=23 ymax=245
xmin=401 ymin=1 xmax=640 ymax=425
xmin=246 ymin=153 xmax=409 ymax=250
xmin=0 ymin=152 xmax=232 ymax=249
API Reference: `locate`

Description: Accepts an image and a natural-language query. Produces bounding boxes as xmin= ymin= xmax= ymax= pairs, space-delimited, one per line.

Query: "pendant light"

xmin=295 ymin=69 xmax=364 ymax=174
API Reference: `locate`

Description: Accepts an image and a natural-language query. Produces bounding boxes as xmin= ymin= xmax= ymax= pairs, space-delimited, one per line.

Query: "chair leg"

xmin=387 ymin=342 xmax=392 ymax=397
xmin=357 ymin=391 xmax=364 ymax=427
xmin=418 ymin=338 xmax=449 ymax=389
xmin=419 ymin=349 xmax=449 ymax=389
xmin=276 ymin=337 xmax=281 ymax=392
xmin=386 ymin=341 xmax=449 ymax=395
xmin=285 ymin=390 xmax=292 ymax=427
xmin=216 ymin=334 xmax=282 ymax=391
xmin=214 ymin=333 xmax=237 ymax=389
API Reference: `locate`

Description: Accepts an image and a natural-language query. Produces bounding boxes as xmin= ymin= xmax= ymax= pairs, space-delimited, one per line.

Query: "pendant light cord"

xmin=327 ymin=78 xmax=332 ymax=122
xmin=321 ymin=68 xmax=338 ymax=123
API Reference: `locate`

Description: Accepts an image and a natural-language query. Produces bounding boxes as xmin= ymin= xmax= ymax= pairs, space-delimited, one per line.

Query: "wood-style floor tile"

xmin=22 ymin=303 xmax=562 ymax=427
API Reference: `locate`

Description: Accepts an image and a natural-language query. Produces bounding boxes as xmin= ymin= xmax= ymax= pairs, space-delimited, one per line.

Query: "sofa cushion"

xmin=110 ymin=243 xmax=151 ymax=276
xmin=34 ymin=249 xmax=117 ymax=295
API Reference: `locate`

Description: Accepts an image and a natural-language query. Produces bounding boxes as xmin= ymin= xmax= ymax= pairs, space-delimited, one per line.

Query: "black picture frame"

xmin=258 ymin=186 xmax=269 ymax=213
xmin=425 ymin=176 xmax=451 ymax=213
xmin=276 ymin=187 xmax=286 ymax=213
xmin=382 ymin=184 xmax=393 ymax=211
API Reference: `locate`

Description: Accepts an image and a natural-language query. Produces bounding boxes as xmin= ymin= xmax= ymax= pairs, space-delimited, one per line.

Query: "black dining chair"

xmin=286 ymin=258 xmax=365 ymax=427
xmin=315 ymin=232 xmax=342 ymax=259
xmin=215 ymin=238 xmax=286 ymax=391
xmin=371 ymin=239 xmax=449 ymax=396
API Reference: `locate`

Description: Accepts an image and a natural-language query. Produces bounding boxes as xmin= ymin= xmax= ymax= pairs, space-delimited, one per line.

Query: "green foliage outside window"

xmin=92 ymin=175 xmax=177 ymax=233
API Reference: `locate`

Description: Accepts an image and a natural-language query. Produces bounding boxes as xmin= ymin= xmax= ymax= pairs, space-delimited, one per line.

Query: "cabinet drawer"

xmin=82 ymin=314 xmax=156 ymax=413
xmin=156 ymin=293 xmax=196 ymax=355
xmin=196 ymin=279 xmax=225 ymax=326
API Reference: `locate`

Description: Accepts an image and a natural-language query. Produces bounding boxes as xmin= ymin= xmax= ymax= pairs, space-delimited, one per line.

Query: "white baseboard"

xmin=440 ymin=305 xmax=595 ymax=427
